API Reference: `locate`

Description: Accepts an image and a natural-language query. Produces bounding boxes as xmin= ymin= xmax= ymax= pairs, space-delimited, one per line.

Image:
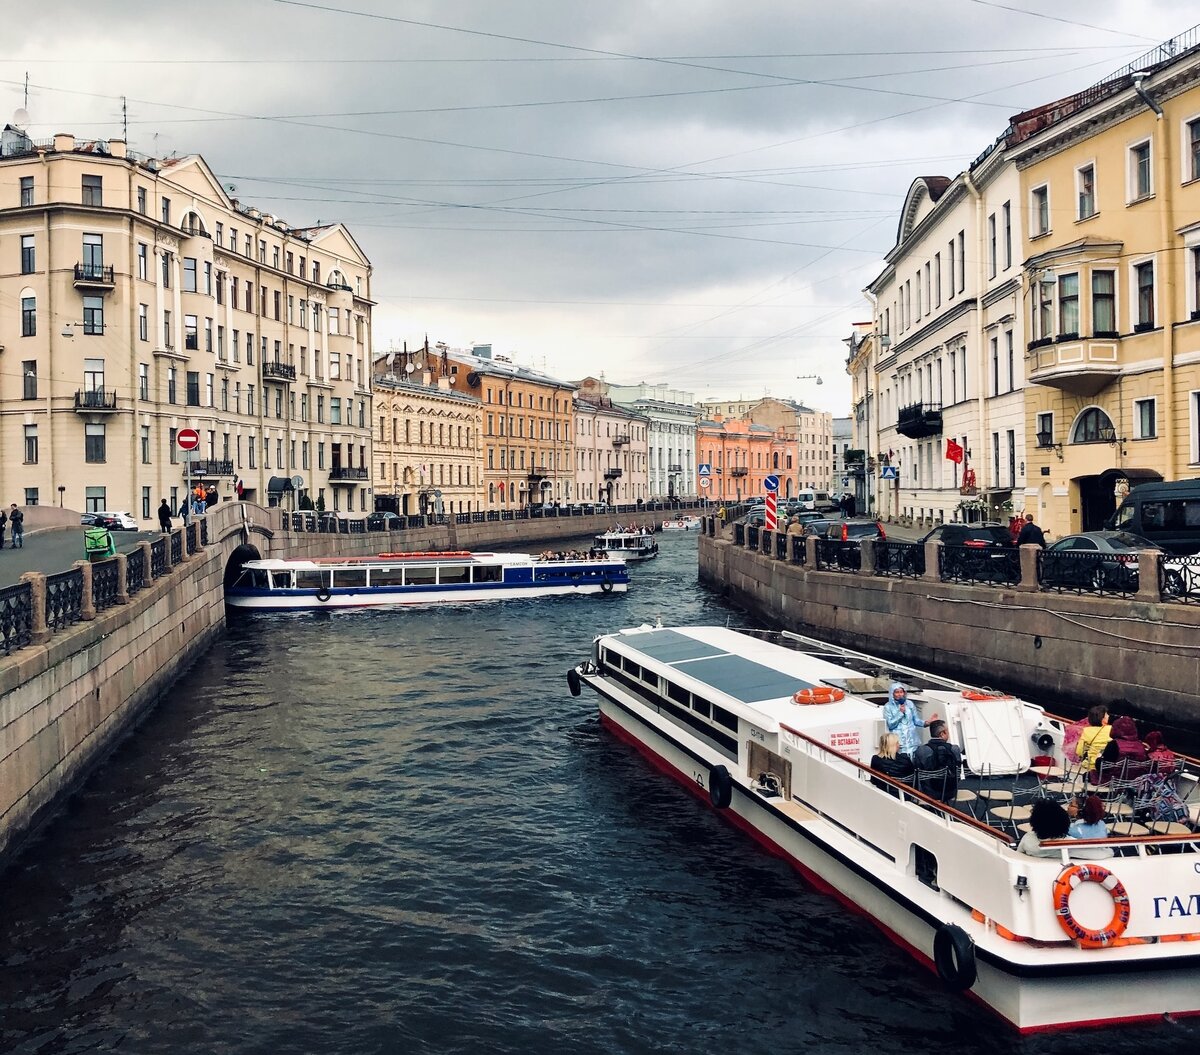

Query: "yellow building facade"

xmin=1012 ymin=44 xmax=1200 ymax=534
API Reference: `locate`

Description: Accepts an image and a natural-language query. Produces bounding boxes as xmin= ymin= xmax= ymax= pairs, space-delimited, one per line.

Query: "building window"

xmin=185 ymin=315 xmax=198 ymax=350
xmin=1077 ymin=164 xmax=1095 ymax=219
xmin=85 ymin=487 xmax=106 ymax=513
xmin=20 ymin=176 xmax=33 ymax=206
xmin=85 ymin=423 xmax=106 ymax=463
xmin=21 ymin=235 xmax=34 ymax=274
xmin=206 ymin=373 xmax=215 ymax=407
xmin=21 ymin=296 xmax=35 ymax=337
xmin=187 ymin=371 xmax=200 ymax=406
xmin=84 ymin=358 xmax=105 ymax=393
xmin=987 ymin=213 xmax=996 ymax=277
xmin=1092 ymin=269 xmax=1116 ymax=334
xmin=1031 ymin=185 xmax=1049 ymax=236
xmin=1058 ymin=273 xmax=1079 ymax=337
xmin=1036 ymin=411 xmax=1054 ymax=447
xmin=138 ymin=242 xmax=148 ymax=280
xmin=1002 ymin=201 xmax=1012 ymax=269
xmin=161 ymin=196 xmax=171 ymax=224
xmin=1005 ymin=330 xmax=1014 ymax=392
xmin=136 ymin=186 xmax=146 ymax=214
xmin=183 ymin=257 xmax=197 ymax=292
xmin=167 ymin=366 xmax=177 ymax=404
xmin=139 ymin=363 xmax=149 ymax=400
xmin=84 ymin=232 xmax=106 ymax=272
xmin=25 ymin=488 xmax=38 ymax=507
xmin=1130 ymin=140 xmax=1152 ymax=200
xmin=1135 ymin=261 xmax=1155 ymax=330
xmin=1134 ymin=398 xmax=1157 ymax=439
xmin=956 ymin=230 xmax=965 ymax=291
xmin=162 ymin=251 xmax=171 ymax=288
xmin=22 ymin=361 xmax=37 ymax=399
xmin=81 ymin=174 xmax=102 ymax=206
xmin=139 ymin=303 xmax=148 ymax=341
xmin=1036 ymin=277 xmax=1053 ymax=340
xmin=83 ymin=296 xmax=104 ymax=335
xmin=24 ymin=425 xmax=38 ymax=464
xmin=141 ymin=425 xmax=151 ymax=464
xmin=1072 ymin=407 xmax=1116 ymax=444
xmin=142 ymin=488 xmax=151 ymax=520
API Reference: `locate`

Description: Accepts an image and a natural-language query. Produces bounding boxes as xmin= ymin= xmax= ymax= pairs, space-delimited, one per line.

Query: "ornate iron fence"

xmin=186 ymin=522 xmax=199 ymax=554
xmin=1039 ymin=550 xmax=1139 ymax=598
xmin=46 ymin=569 xmax=84 ymax=631
xmin=775 ymin=532 xmax=788 ymax=559
xmin=875 ymin=541 xmax=922 ymax=579
xmin=790 ymin=536 xmax=807 ymax=565
xmin=200 ymin=518 xmax=209 ymax=546
xmin=0 ymin=582 xmax=33 ymax=655
xmin=815 ymin=538 xmax=860 ymax=572
xmin=170 ymin=532 xmax=183 ymax=565
xmin=92 ymin=558 xmax=120 ymax=611
xmin=939 ymin=544 xmax=1020 ymax=586
xmin=734 ymin=523 xmax=746 ymax=546
xmin=151 ymin=538 xmax=167 ymax=578
xmin=126 ymin=548 xmax=146 ymax=595
xmin=747 ymin=525 xmax=760 ymax=550
xmin=1162 ymin=554 xmax=1200 ymax=603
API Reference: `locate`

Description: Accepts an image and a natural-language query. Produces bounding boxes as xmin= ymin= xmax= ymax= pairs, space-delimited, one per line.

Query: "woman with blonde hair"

xmin=870 ymin=732 xmax=914 ymax=793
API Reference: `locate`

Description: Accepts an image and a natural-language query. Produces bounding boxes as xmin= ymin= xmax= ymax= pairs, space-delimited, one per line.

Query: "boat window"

xmin=472 ymin=565 xmax=502 ymax=583
xmin=333 ymin=569 xmax=367 ymax=589
xmin=692 ymin=696 xmax=712 ymax=718
xmin=250 ymin=569 xmax=271 ymax=589
xmin=404 ymin=566 xmax=436 ymax=586
xmin=295 ymin=570 xmax=327 ymax=590
xmin=712 ymin=706 xmax=739 ymax=733
xmin=623 ymin=657 xmax=642 ymax=679
xmin=267 ymin=571 xmax=292 ymax=589
xmin=667 ymin=682 xmax=690 ymax=706
xmin=640 ymin=670 xmax=659 ymax=690
xmin=370 ymin=567 xmax=405 ymax=587
xmin=438 ymin=564 xmax=469 ymax=585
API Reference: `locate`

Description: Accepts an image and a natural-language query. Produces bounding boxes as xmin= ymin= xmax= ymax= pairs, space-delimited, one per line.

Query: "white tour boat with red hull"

xmin=567 ymin=624 xmax=1200 ymax=1033
xmin=228 ymin=550 xmax=628 ymax=610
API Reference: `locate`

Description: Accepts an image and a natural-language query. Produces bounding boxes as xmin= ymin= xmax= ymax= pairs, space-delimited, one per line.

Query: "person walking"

xmin=1016 ymin=511 xmax=1047 ymax=547
xmin=8 ymin=504 xmax=23 ymax=548
xmin=158 ymin=498 xmax=173 ymax=533
xmin=0 ymin=506 xmax=7 ymax=549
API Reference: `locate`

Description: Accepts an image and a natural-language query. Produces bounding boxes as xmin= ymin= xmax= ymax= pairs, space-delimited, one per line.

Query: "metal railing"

xmin=1163 ymin=554 xmax=1200 ymax=603
xmin=92 ymin=558 xmax=120 ymax=610
xmin=74 ymin=388 xmax=119 ymax=410
xmin=747 ymin=525 xmax=760 ymax=550
xmin=0 ymin=582 xmax=33 ymax=655
xmin=1039 ymin=550 xmax=1140 ymax=599
xmin=151 ymin=537 xmax=167 ymax=578
xmin=815 ymin=538 xmax=860 ymax=572
xmin=170 ymin=532 xmax=182 ymax=565
xmin=939 ymin=544 xmax=1020 ymax=586
xmin=790 ymin=536 xmax=807 ymax=565
xmin=126 ymin=548 xmax=146 ymax=595
xmin=200 ymin=518 xmax=209 ymax=546
xmin=875 ymin=540 xmax=922 ymax=579
xmin=45 ymin=569 xmax=84 ymax=631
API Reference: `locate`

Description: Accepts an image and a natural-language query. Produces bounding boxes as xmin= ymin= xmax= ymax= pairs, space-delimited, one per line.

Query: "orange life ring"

xmin=1052 ymin=864 xmax=1130 ymax=948
xmin=961 ymin=689 xmax=1013 ymax=701
xmin=792 ymin=686 xmax=846 ymax=705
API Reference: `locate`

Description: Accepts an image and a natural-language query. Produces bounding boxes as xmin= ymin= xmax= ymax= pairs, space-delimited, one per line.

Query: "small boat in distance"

xmin=568 ymin=624 xmax=1200 ymax=1033
xmin=660 ymin=515 xmax=701 ymax=532
xmin=227 ymin=550 xmax=628 ymax=610
xmin=593 ymin=527 xmax=659 ymax=561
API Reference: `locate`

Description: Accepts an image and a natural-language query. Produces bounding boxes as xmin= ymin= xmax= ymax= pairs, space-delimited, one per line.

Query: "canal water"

xmin=0 ymin=533 xmax=1195 ymax=1053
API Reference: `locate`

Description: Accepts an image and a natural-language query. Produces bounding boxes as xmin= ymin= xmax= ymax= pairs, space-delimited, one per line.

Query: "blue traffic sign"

xmin=698 ymin=463 xmax=712 ymax=477
xmin=880 ymin=465 xmax=899 ymax=480
xmin=763 ymin=474 xmax=780 ymax=492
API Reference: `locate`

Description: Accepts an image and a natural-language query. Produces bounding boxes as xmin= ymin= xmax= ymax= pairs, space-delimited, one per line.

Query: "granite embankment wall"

xmin=700 ymin=531 xmax=1200 ymax=726
xmin=0 ymin=502 xmax=629 ymax=862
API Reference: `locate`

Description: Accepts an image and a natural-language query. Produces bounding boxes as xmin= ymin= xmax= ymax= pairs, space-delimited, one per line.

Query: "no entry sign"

xmin=177 ymin=428 xmax=200 ymax=451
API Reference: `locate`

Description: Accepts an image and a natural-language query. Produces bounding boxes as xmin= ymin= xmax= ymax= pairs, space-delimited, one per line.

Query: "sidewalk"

xmin=0 ymin=528 xmax=162 ymax=589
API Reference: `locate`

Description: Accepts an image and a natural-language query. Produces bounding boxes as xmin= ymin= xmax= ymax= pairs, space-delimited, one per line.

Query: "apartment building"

xmin=696 ymin=396 xmax=815 ymax=496
xmin=573 ymin=381 xmax=650 ymax=504
xmin=0 ymin=129 xmax=374 ymax=520
xmin=695 ymin=416 xmax=776 ymax=504
xmin=605 ymin=382 xmax=699 ymax=500
xmin=1010 ymin=32 xmax=1200 ymax=534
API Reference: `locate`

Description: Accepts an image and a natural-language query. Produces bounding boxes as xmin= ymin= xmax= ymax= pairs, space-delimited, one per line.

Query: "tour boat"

xmin=567 ymin=624 xmax=1200 ymax=1033
xmin=593 ymin=528 xmax=659 ymax=561
xmin=227 ymin=550 xmax=628 ymax=610
xmin=660 ymin=515 xmax=701 ymax=532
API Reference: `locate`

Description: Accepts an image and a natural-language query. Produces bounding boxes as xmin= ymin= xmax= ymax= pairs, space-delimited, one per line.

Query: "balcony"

xmin=612 ymin=434 xmax=630 ymax=447
xmin=844 ymin=448 xmax=865 ymax=466
xmin=325 ymin=278 xmax=353 ymax=292
xmin=667 ymin=463 xmax=683 ymax=472
xmin=262 ymin=360 xmax=297 ymax=382
xmin=730 ymin=466 xmax=749 ymax=478
xmin=183 ymin=459 xmax=234 ymax=477
xmin=329 ymin=467 xmax=368 ymax=481
xmin=896 ymin=401 xmax=943 ymax=439
xmin=1027 ymin=336 xmax=1121 ymax=396
xmin=73 ymin=388 xmax=118 ymax=412
xmin=603 ymin=467 xmax=624 ymax=480
xmin=527 ymin=465 xmax=551 ymax=480
xmin=73 ymin=263 xmax=115 ymax=289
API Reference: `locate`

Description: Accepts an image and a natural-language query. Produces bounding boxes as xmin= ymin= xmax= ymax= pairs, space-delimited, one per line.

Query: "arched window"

xmin=1070 ymin=407 xmax=1116 ymax=444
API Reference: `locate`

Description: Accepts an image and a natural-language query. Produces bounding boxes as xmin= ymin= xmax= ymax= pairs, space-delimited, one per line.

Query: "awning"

xmin=266 ymin=475 xmax=294 ymax=492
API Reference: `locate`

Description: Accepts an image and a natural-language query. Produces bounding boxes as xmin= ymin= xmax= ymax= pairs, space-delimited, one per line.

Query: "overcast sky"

xmin=7 ymin=1 xmax=1197 ymax=413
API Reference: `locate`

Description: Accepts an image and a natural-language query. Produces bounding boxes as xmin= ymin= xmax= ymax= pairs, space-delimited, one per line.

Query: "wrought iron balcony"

xmin=612 ymin=434 xmax=630 ymax=446
xmin=73 ymin=388 xmax=118 ymax=411
xmin=896 ymin=401 xmax=943 ymax=439
xmin=603 ymin=467 xmax=624 ymax=480
xmin=183 ymin=459 xmax=234 ymax=477
xmin=730 ymin=466 xmax=749 ymax=477
xmin=262 ymin=360 xmax=297 ymax=382
xmin=73 ymin=263 xmax=115 ymax=289
xmin=329 ymin=466 xmax=369 ymax=481
xmin=667 ymin=463 xmax=683 ymax=472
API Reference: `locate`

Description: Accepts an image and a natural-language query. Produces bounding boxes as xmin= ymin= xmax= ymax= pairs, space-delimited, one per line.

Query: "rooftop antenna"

xmin=24 ymin=71 xmax=29 ymax=110
xmin=122 ymin=95 xmax=127 ymax=141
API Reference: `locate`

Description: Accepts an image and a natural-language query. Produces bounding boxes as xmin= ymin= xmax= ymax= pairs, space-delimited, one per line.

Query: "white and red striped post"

xmin=764 ymin=491 xmax=778 ymax=531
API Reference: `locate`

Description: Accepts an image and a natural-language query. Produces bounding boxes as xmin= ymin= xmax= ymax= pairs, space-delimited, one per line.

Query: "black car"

xmin=1041 ymin=531 xmax=1176 ymax=594
xmin=915 ymin=523 xmax=1017 ymax=581
xmin=822 ymin=518 xmax=886 ymax=543
xmin=366 ymin=511 xmax=401 ymax=531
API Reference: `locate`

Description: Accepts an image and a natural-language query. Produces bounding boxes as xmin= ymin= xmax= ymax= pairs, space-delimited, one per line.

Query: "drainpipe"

xmin=1132 ymin=72 xmax=1176 ymax=480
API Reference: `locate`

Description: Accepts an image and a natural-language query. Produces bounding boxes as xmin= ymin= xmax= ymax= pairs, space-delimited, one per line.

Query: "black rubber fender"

xmin=933 ymin=923 xmax=977 ymax=990
xmin=709 ymin=764 xmax=733 ymax=809
xmin=567 ymin=667 xmax=582 ymax=697
xmin=601 ymin=581 xmax=613 ymax=594
xmin=316 ymin=588 xmax=332 ymax=603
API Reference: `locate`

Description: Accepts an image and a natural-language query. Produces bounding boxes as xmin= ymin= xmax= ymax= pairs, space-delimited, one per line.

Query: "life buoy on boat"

xmin=792 ymin=686 xmax=846 ymax=705
xmin=961 ymin=689 xmax=1013 ymax=701
xmin=566 ymin=667 xmax=582 ymax=697
xmin=709 ymin=765 xmax=733 ymax=809
xmin=933 ymin=923 xmax=977 ymax=990
xmin=1052 ymin=864 xmax=1130 ymax=948
xmin=315 ymin=588 xmax=332 ymax=603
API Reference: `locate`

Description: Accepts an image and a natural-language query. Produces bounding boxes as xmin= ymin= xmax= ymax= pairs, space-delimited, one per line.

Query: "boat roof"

xmin=243 ymin=552 xmax=531 ymax=570
xmin=600 ymin=625 xmax=879 ymax=730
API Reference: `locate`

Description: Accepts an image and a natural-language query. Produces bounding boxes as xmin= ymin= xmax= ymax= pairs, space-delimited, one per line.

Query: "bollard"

xmin=74 ymin=560 xmax=96 ymax=620
xmin=19 ymin=571 xmax=49 ymax=645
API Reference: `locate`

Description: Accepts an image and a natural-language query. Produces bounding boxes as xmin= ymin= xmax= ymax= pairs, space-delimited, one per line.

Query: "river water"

xmin=0 ymin=533 xmax=1195 ymax=1053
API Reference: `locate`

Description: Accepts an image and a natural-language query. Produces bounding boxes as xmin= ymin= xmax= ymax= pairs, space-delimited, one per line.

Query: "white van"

xmin=795 ymin=489 xmax=838 ymax=513
xmin=795 ymin=489 xmax=816 ymax=511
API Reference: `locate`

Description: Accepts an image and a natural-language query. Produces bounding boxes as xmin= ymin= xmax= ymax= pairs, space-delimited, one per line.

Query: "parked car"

xmin=1041 ymin=531 xmax=1190 ymax=594
xmin=1106 ymin=478 xmax=1200 ymax=554
xmin=366 ymin=511 xmax=401 ymax=531
xmin=915 ymin=522 xmax=1016 ymax=580
xmin=90 ymin=511 xmax=138 ymax=531
xmin=823 ymin=518 xmax=886 ymax=544
xmin=80 ymin=513 xmax=99 ymax=527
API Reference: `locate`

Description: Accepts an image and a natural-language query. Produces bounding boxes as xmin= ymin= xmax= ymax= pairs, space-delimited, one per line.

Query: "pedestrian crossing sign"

xmin=880 ymin=465 xmax=899 ymax=480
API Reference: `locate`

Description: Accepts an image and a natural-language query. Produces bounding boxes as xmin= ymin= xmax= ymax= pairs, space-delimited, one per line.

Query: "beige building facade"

xmin=0 ymin=130 xmax=374 ymax=521
xmin=574 ymin=379 xmax=650 ymax=504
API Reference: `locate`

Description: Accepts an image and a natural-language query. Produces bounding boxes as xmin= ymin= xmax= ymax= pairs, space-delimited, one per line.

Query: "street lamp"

xmin=58 ymin=486 xmax=66 ymax=507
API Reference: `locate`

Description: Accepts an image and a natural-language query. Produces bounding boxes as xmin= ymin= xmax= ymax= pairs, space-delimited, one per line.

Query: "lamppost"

xmin=58 ymin=486 xmax=65 ymax=508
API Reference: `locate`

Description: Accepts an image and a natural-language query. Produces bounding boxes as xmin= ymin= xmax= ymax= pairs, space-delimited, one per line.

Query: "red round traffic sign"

xmin=177 ymin=428 xmax=200 ymax=451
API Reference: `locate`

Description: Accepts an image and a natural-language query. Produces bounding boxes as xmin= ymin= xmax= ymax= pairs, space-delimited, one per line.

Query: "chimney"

xmin=108 ymin=139 xmax=128 ymax=158
xmin=53 ymin=133 xmax=75 ymax=152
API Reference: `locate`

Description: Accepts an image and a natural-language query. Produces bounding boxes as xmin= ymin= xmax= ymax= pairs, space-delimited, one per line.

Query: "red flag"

xmin=945 ymin=439 xmax=964 ymax=464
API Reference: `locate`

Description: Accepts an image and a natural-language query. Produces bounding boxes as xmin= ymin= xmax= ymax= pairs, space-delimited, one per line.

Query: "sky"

xmin=6 ymin=1 xmax=1198 ymax=414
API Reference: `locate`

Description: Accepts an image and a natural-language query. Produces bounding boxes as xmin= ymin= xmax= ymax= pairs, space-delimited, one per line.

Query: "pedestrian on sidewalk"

xmin=157 ymin=498 xmax=172 ymax=532
xmin=8 ymin=504 xmax=23 ymax=548
xmin=0 ymin=506 xmax=7 ymax=549
xmin=1016 ymin=511 xmax=1047 ymax=548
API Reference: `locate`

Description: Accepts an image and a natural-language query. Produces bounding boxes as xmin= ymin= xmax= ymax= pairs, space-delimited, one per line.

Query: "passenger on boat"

xmin=1017 ymin=800 xmax=1072 ymax=857
xmin=1094 ymin=715 xmax=1149 ymax=783
xmin=1074 ymin=704 xmax=1112 ymax=771
xmin=1067 ymin=794 xmax=1109 ymax=840
xmin=1144 ymin=731 xmax=1178 ymax=777
xmin=912 ymin=719 xmax=963 ymax=803
xmin=870 ymin=733 xmax=915 ymax=794
xmin=883 ymin=683 xmax=937 ymax=759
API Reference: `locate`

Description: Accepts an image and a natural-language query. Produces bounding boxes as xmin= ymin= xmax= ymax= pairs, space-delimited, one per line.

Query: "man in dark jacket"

xmin=158 ymin=499 xmax=173 ymax=532
xmin=913 ymin=719 xmax=963 ymax=803
xmin=1016 ymin=512 xmax=1047 ymax=547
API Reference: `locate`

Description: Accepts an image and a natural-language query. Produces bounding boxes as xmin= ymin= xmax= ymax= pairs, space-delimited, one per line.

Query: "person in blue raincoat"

xmin=883 ymin=683 xmax=938 ymax=759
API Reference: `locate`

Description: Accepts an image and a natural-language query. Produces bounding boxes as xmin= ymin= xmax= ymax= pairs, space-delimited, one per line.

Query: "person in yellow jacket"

xmin=1075 ymin=704 xmax=1112 ymax=770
